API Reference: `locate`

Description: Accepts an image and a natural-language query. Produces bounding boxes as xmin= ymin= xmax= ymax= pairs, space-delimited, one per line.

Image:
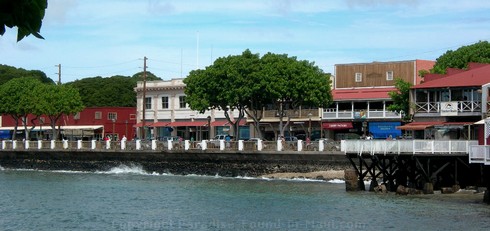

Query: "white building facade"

xmin=134 ymin=79 xmax=247 ymax=140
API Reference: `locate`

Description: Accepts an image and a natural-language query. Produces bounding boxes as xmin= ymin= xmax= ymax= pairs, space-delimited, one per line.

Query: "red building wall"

xmin=1 ymin=107 xmax=137 ymax=140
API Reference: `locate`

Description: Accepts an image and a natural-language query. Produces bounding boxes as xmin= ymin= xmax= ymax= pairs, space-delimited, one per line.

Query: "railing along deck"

xmin=341 ymin=140 xmax=477 ymax=155
xmin=0 ymin=139 xmax=341 ymax=153
xmin=469 ymin=145 xmax=490 ymax=165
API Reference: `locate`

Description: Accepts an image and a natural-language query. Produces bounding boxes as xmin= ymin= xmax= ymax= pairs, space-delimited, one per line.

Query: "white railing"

xmin=469 ymin=145 xmax=490 ymax=165
xmin=415 ymin=101 xmax=481 ymax=113
xmin=323 ymin=109 xmax=401 ymax=119
xmin=341 ymin=140 xmax=478 ymax=155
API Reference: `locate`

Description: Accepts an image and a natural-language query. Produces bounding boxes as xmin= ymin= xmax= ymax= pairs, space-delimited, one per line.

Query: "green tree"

xmin=0 ymin=0 xmax=48 ymax=41
xmin=258 ymin=52 xmax=332 ymax=137
xmin=387 ymin=78 xmax=412 ymax=121
xmin=0 ymin=64 xmax=55 ymax=85
xmin=40 ymin=84 xmax=84 ymax=140
xmin=0 ymin=77 xmax=44 ymax=140
xmin=184 ymin=49 xmax=332 ymax=139
xmin=132 ymin=71 xmax=161 ymax=81
xmin=431 ymin=41 xmax=490 ymax=74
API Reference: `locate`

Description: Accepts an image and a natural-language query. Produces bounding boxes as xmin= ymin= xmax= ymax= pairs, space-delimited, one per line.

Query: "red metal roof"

xmin=332 ymin=87 xmax=396 ymax=101
xmin=397 ymin=121 xmax=475 ymax=130
xmin=167 ymin=121 xmax=208 ymax=127
xmin=211 ymin=120 xmax=247 ymax=126
xmin=152 ymin=122 xmax=170 ymax=127
xmin=413 ymin=63 xmax=490 ymax=89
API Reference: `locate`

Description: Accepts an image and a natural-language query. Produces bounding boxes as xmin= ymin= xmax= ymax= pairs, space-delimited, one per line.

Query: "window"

xmin=73 ymin=112 xmax=80 ymax=120
xmin=355 ymin=73 xmax=362 ymax=82
xmin=108 ymin=112 xmax=117 ymax=121
xmin=95 ymin=111 xmax=102 ymax=120
xmin=179 ymin=96 xmax=187 ymax=108
xmin=386 ymin=71 xmax=394 ymax=81
xmin=161 ymin=96 xmax=169 ymax=109
xmin=129 ymin=114 xmax=136 ymax=120
xmin=145 ymin=97 xmax=152 ymax=109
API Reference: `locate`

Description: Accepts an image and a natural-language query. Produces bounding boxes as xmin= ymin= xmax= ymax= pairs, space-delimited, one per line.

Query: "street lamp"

xmin=112 ymin=118 xmax=116 ymax=140
xmin=308 ymin=112 xmax=312 ymax=140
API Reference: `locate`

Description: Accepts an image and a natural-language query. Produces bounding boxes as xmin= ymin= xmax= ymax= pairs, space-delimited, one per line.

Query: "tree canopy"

xmin=387 ymin=78 xmax=412 ymax=122
xmin=431 ymin=41 xmax=490 ymax=74
xmin=184 ymin=49 xmax=332 ymax=139
xmin=0 ymin=64 xmax=54 ymax=85
xmin=0 ymin=0 xmax=48 ymax=41
xmin=66 ymin=72 xmax=162 ymax=107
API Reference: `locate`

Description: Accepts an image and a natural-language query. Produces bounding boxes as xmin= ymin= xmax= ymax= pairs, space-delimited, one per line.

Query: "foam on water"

xmin=0 ymin=165 xmax=4 ymax=171
xmin=328 ymin=179 xmax=345 ymax=184
xmin=95 ymin=164 xmax=155 ymax=175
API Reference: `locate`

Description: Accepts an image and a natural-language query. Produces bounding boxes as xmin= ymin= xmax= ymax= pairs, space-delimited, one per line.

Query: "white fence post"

xmin=167 ymin=140 xmax=173 ymax=150
xmin=50 ymin=140 xmax=55 ymax=149
xmin=238 ymin=140 xmax=244 ymax=151
xmin=277 ymin=139 xmax=282 ymax=151
xmin=185 ymin=140 xmax=190 ymax=150
xmin=297 ymin=140 xmax=303 ymax=151
xmin=136 ymin=140 xmax=141 ymax=150
xmin=77 ymin=140 xmax=82 ymax=149
xmin=219 ymin=140 xmax=225 ymax=151
xmin=151 ymin=140 xmax=157 ymax=150
xmin=257 ymin=140 xmax=263 ymax=151
xmin=106 ymin=140 xmax=110 ymax=150
xmin=1 ymin=140 xmax=5 ymax=150
xmin=121 ymin=140 xmax=126 ymax=150
xmin=24 ymin=140 xmax=29 ymax=150
xmin=201 ymin=140 xmax=207 ymax=150
xmin=38 ymin=140 xmax=42 ymax=149
xmin=91 ymin=140 xmax=96 ymax=149
xmin=12 ymin=140 xmax=17 ymax=149
xmin=63 ymin=140 xmax=68 ymax=149
xmin=319 ymin=140 xmax=324 ymax=152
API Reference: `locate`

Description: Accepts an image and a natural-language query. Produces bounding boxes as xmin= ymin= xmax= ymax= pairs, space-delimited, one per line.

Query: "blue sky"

xmin=1 ymin=0 xmax=490 ymax=83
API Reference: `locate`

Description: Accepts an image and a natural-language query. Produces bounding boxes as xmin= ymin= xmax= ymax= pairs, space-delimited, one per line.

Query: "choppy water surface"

xmin=1 ymin=165 xmax=489 ymax=231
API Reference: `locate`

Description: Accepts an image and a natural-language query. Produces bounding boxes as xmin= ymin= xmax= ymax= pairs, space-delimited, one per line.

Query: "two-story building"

xmin=134 ymin=79 xmax=248 ymax=141
xmin=398 ymin=63 xmax=490 ymax=140
xmin=0 ymin=107 xmax=137 ymax=141
xmin=324 ymin=60 xmax=435 ymax=140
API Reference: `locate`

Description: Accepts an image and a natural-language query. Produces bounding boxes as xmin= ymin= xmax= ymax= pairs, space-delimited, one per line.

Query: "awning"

xmin=152 ymin=122 xmax=170 ymax=127
xmin=396 ymin=121 xmax=474 ymax=130
xmin=167 ymin=121 xmax=208 ymax=127
xmin=474 ymin=118 xmax=490 ymax=125
xmin=322 ymin=122 xmax=353 ymax=130
xmin=396 ymin=122 xmax=441 ymax=130
xmin=133 ymin=122 xmax=153 ymax=128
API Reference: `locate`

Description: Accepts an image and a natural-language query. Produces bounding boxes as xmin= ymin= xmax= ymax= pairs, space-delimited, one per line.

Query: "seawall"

xmin=0 ymin=150 xmax=350 ymax=177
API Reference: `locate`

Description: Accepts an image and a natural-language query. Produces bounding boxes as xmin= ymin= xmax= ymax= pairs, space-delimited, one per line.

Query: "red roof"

xmin=413 ymin=63 xmax=490 ymax=89
xmin=397 ymin=121 xmax=475 ymax=130
xmin=332 ymin=87 xmax=396 ymax=101
xmin=167 ymin=121 xmax=208 ymax=127
xmin=133 ymin=122 xmax=153 ymax=127
xmin=152 ymin=121 xmax=170 ymax=127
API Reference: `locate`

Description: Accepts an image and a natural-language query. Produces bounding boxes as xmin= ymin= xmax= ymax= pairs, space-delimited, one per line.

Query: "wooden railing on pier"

xmin=0 ymin=139 xmax=341 ymax=153
xmin=469 ymin=145 xmax=490 ymax=165
xmin=341 ymin=139 xmax=477 ymax=155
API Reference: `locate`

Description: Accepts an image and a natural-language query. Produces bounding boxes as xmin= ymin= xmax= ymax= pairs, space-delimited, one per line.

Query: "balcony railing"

xmin=323 ymin=109 xmax=401 ymax=119
xmin=469 ymin=145 xmax=490 ymax=165
xmin=414 ymin=101 xmax=481 ymax=114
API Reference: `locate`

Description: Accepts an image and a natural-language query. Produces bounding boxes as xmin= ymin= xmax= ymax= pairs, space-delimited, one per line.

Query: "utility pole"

xmin=55 ymin=64 xmax=61 ymax=85
xmin=142 ymin=57 xmax=148 ymax=140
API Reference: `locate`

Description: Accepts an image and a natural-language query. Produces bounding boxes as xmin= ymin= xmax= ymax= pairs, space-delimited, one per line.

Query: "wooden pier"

xmin=342 ymin=140 xmax=488 ymax=198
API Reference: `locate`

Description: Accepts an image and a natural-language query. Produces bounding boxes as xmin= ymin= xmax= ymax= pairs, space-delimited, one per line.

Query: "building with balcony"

xmin=324 ymin=60 xmax=435 ymax=140
xmin=399 ymin=63 xmax=490 ymax=140
xmin=134 ymin=79 xmax=247 ymax=140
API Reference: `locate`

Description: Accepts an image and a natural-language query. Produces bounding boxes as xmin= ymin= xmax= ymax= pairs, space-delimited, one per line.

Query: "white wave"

xmin=0 ymin=165 xmax=4 ymax=171
xmin=328 ymin=179 xmax=345 ymax=184
xmin=96 ymin=164 xmax=150 ymax=175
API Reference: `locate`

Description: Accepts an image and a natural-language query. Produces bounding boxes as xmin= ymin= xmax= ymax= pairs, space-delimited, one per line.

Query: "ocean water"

xmin=1 ymin=165 xmax=490 ymax=231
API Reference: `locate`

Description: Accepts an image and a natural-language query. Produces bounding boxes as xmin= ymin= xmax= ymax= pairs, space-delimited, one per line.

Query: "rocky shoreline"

xmin=260 ymin=170 xmax=345 ymax=181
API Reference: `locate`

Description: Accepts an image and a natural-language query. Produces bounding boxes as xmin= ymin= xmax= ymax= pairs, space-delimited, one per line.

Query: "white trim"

xmin=0 ymin=125 xmax=103 ymax=130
